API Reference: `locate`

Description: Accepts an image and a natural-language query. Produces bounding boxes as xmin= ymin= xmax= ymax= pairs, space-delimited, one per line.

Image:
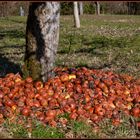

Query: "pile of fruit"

xmin=0 ymin=67 xmax=140 ymax=128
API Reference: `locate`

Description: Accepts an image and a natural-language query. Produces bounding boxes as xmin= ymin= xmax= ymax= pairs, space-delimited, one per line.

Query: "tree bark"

xmin=25 ymin=2 xmax=60 ymax=82
xmin=95 ymin=2 xmax=100 ymax=15
xmin=79 ymin=2 xmax=83 ymax=15
xmin=73 ymin=2 xmax=80 ymax=28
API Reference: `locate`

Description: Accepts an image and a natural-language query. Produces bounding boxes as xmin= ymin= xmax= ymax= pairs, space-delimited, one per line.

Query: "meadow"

xmin=0 ymin=14 xmax=140 ymax=78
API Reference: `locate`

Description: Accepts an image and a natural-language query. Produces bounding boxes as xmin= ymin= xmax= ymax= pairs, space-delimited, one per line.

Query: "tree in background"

xmin=73 ymin=2 xmax=80 ymax=28
xmin=127 ymin=2 xmax=140 ymax=15
xmin=25 ymin=2 xmax=60 ymax=82
xmin=95 ymin=2 xmax=100 ymax=15
xmin=0 ymin=2 xmax=140 ymax=17
xmin=79 ymin=2 xmax=83 ymax=15
xmin=60 ymin=2 xmax=73 ymax=15
xmin=0 ymin=2 xmax=29 ymax=17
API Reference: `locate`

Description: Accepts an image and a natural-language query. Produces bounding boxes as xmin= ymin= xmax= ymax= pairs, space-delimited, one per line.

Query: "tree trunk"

xmin=73 ymin=2 xmax=80 ymax=28
xmin=127 ymin=2 xmax=138 ymax=15
xmin=95 ymin=2 xmax=100 ymax=15
xmin=79 ymin=2 xmax=83 ymax=15
xmin=24 ymin=2 xmax=60 ymax=82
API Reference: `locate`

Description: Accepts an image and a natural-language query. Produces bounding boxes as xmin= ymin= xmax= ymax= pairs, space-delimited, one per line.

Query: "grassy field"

xmin=58 ymin=15 xmax=140 ymax=78
xmin=0 ymin=14 xmax=140 ymax=138
xmin=0 ymin=15 xmax=140 ymax=78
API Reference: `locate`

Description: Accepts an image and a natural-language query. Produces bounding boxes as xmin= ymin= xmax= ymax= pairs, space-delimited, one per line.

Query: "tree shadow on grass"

xmin=75 ymin=47 xmax=104 ymax=55
xmin=0 ymin=45 xmax=25 ymax=50
xmin=75 ymin=63 xmax=112 ymax=70
xmin=58 ymin=45 xmax=105 ymax=55
xmin=75 ymin=37 xmax=111 ymax=54
xmin=0 ymin=56 xmax=22 ymax=78
xmin=0 ymin=34 xmax=4 ymax=40
xmin=58 ymin=36 xmax=111 ymax=55
xmin=0 ymin=29 xmax=25 ymax=39
xmin=6 ymin=18 xmax=26 ymax=24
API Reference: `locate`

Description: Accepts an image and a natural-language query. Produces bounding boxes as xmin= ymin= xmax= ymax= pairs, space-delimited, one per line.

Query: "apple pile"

xmin=0 ymin=67 xmax=140 ymax=128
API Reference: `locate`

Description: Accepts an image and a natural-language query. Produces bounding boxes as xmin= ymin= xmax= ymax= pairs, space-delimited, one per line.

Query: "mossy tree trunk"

xmin=25 ymin=2 xmax=60 ymax=82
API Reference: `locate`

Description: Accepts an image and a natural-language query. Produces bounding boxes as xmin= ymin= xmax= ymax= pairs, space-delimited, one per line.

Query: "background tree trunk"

xmin=95 ymin=2 xmax=100 ymax=15
xmin=25 ymin=2 xmax=60 ymax=82
xmin=79 ymin=2 xmax=83 ymax=15
xmin=73 ymin=2 xmax=80 ymax=28
xmin=0 ymin=2 xmax=8 ymax=17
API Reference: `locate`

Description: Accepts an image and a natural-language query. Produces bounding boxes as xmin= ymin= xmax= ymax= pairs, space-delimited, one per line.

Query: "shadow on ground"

xmin=0 ymin=45 xmax=25 ymax=50
xmin=0 ymin=56 xmax=23 ymax=77
xmin=6 ymin=17 xmax=26 ymax=24
xmin=0 ymin=29 xmax=25 ymax=39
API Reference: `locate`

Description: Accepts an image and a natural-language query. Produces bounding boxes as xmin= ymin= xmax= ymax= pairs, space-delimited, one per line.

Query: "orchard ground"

xmin=0 ymin=14 xmax=140 ymax=138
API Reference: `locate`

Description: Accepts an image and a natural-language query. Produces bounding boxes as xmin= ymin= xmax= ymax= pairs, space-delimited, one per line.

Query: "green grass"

xmin=57 ymin=15 xmax=140 ymax=78
xmin=2 ymin=117 xmax=65 ymax=139
xmin=31 ymin=123 xmax=64 ymax=138
xmin=1 ymin=114 xmax=139 ymax=139
xmin=70 ymin=120 xmax=99 ymax=138
xmin=0 ymin=15 xmax=140 ymax=77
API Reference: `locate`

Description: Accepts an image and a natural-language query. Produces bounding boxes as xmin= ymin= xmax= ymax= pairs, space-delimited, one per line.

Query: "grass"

xmin=0 ymin=15 xmax=140 ymax=78
xmin=99 ymin=113 xmax=138 ymax=138
xmin=1 ymin=113 xmax=139 ymax=139
xmin=31 ymin=123 xmax=64 ymax=138
xmin=69 ymin=120 xmax=99 ymax=138
xmin=2 ymin=117 xmax=65 ymax=139
xmin=57 ymin=15 xmax=140 ymax=78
